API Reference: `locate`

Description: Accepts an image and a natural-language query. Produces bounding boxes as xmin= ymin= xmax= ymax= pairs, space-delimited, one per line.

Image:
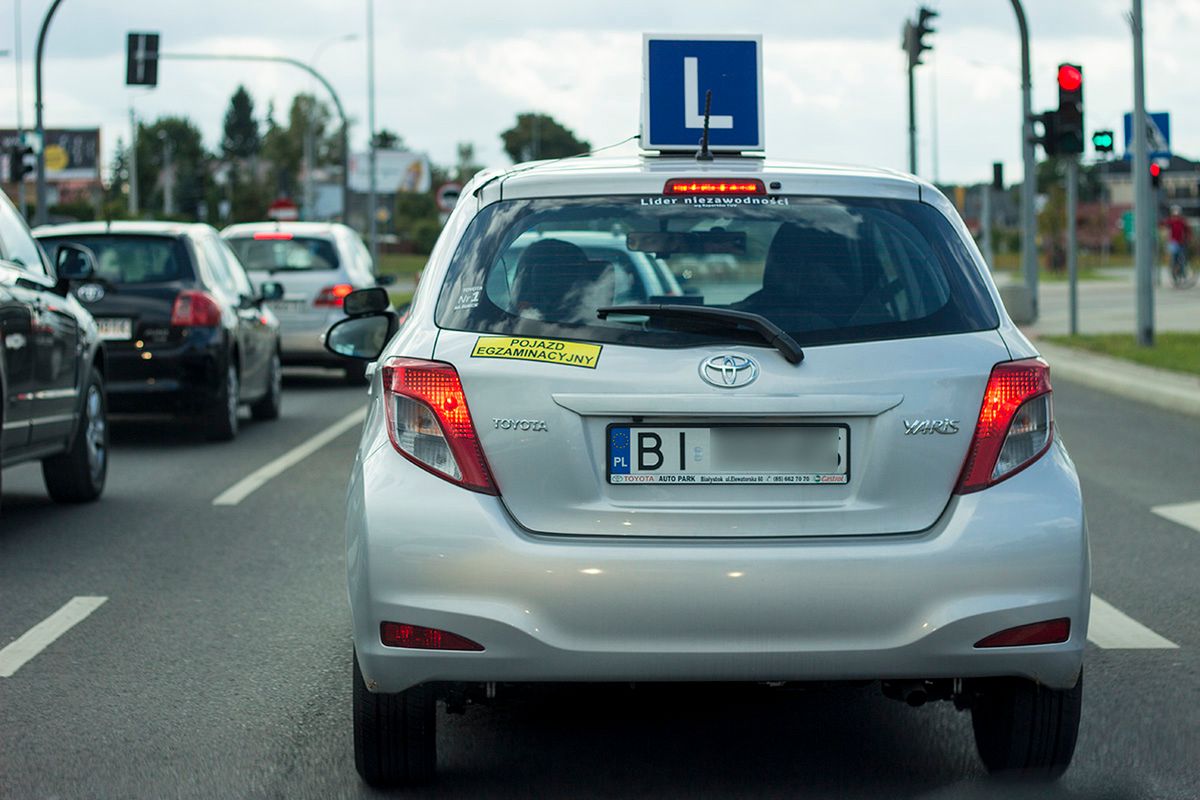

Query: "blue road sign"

xmin=1123 ymin=111 xmax=1171 ymax=159
xmin=641 ymin=34 xmax=763 ymax=152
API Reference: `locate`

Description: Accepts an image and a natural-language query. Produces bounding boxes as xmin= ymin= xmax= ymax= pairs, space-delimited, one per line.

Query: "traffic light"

xmin=1054 ymin=63 xmax=1085 ymax=155
xmin=1036 ymin=111 xmax=1059 ymax=157
xmin=1150 ymin=162 xmax=1163 ymax=189
xmin=126 ymin=32 xmax=160 ymax=87
xmin=903 ymin=7 xmax=938 ymax=69
xmin=1092 ymin=130 xmax=1115 ymax=153
xmin=6 ymin=144 xmax=34 ymax=184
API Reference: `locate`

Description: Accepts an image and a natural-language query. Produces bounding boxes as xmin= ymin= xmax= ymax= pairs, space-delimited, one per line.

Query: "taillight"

xmin=314 ymin=283 xmax=354 ymax=307
xmin=380 ymin=621 xmax=484 ymax=651
xmin=974 ymin=618 xmax=1070 ymax=648
xmin=381 ymin=358 xmax=497 ymax=494
xmin=956 ymin=358 xmax=1053 ymax=493
xmin=170 ymin=290 xmax=222 ymax=327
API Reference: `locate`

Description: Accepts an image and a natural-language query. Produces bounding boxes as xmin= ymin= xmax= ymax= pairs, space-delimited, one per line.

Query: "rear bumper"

xmin=105 ymin=329 xmax=226 ymax=413
xmin=350 ymin=430 xmax=1089 ymax=694
xmin=277 ymin=315 xmax=347 ymax=366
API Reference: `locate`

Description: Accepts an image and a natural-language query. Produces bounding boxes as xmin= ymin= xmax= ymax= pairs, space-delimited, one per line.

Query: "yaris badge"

xmin=699 ymin=354 xmax=759 ymax=388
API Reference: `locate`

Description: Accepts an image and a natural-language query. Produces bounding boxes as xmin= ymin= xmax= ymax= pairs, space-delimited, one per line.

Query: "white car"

xmin=222 ymin=221 xmax=384 ymax=382
xmin=325 ymin=156 xmax=1088 ymax=787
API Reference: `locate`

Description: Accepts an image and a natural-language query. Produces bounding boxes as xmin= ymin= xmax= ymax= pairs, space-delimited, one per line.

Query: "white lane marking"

xmin=1088 ymin=594 xmax=1178 ymax=649
xmin=212 ymin=407 xmax=367 ymax=506
xmin=0 ymin=596 xmax=108 ymax=678
xmin=1151 ymin=500 xmax=1200 ymax=534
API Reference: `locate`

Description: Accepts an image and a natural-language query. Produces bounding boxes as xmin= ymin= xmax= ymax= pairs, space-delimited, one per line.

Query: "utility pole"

xmin=906 ymin=28 xmax=917 ymax=174
xmin=34 ymin=0 xmax=65 ymax=226
xmin=1010 ymin=0 xmax=1038 ymax=320
xmin=1066 ymin=157 xmax=1079 ymax=335
xmin=1131 ymin=0 xmax=1154 ymax=346
xmin=367 ymin=0 xmax=379 ymax=267
xmin=128 ymin=105 xmax=139 ymax=216
xmin=159 ymin=131 xmax=174 ymax=216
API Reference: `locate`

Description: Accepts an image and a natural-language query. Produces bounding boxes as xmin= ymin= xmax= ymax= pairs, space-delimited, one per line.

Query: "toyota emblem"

xmin=699 ymin=354 xmax=759 ymax=388
xmin=75 ymin=283 xmax=105 ymax=303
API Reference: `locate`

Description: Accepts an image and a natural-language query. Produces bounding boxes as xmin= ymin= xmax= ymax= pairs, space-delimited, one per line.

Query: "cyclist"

xmin=1164 ymin=205 xmax=1193 ymax=287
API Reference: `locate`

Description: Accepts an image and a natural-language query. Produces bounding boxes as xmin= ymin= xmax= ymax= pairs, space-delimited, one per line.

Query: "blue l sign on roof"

xmin=642 ymin=34 xmax=764 ymax=152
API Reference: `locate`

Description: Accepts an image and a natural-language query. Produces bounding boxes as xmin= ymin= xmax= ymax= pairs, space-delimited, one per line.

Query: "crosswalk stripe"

xmin=1088 ymin=594 xmax=1178 ymax=649
xmin=1151 ymin=500 xmax=1200 ymax=534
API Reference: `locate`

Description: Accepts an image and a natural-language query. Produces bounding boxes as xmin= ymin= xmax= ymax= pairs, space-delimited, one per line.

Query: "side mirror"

xmin=375 ymin=273 xmax=397 ymax=287
xmin=324 ymin=313 xmax=396 ymax=361
xmin=258 ymin=281 xmax=285 ymax=302
xmin=55 ymin=243 xmax=98 ymax=281
xmin=344 ymin=286 xmax=391 ymax=316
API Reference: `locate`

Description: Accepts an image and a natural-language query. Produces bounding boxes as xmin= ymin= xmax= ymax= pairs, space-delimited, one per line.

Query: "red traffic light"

xmin=1057 ymin=64 xmax=1083 ymax=93
xmin=1150 ymin=163 xmax=1162 ymax=177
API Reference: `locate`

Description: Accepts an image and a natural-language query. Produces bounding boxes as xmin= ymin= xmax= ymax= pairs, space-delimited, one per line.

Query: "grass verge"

xmin=1042 ymin=332 xmax=1200 ymax=377
xmin=377 ymin=253 xmax=428 ymax=278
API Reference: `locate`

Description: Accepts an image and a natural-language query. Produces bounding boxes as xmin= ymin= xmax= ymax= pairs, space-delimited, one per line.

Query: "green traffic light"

xmin=1092 ymin=131 xmax=1115 ymax=152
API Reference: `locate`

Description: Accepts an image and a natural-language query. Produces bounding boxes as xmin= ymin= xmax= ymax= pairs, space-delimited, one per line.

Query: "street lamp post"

xmin=33 ymin=0 xmax=66 ymax=226
xmin=366 ymin=0 xmax=379 ymax=267
xmin=306 ymin=34 xmax=357 ymax=222
xmin=1009 ymin=0 xmax=1038 ymax=320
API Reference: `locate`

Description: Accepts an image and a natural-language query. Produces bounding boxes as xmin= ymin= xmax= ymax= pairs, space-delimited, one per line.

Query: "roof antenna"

xmin=696 ymin=90 xmax=714 ymax=162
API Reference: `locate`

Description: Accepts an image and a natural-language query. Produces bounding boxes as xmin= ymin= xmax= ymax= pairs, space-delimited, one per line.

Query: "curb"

xmin=1033 ymin=340 xmax=1200 ymax=418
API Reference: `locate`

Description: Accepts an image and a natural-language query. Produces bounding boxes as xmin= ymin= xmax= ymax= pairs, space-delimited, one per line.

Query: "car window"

xmin=198 ymin=234 xmax=240 ymax=299
xmin=38 ymin=235 xmax=191 ymax=284
xmin=225 ymin=235 xmax=339 ymax=272
xmin=0 ymin=194 xmax=49 ymax=275
xmin=217 ymin=238 xmax=255 ymax=297
xmin=436 ymin=196 xmax=998 ymax=350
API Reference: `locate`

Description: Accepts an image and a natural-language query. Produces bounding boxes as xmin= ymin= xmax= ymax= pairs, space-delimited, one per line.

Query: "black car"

xmin=0 ymin=192 xmax=108 ymax=504
xmin=36 ymin=221 xmax=283 ymax=441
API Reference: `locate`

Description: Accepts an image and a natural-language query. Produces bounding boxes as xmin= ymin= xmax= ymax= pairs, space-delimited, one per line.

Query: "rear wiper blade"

xmin=597 ymin=304 xmax=804 ymax=365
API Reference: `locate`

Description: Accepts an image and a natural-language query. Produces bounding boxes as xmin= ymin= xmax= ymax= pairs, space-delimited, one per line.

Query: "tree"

xmin=454 ymin=141 xmax=483 ymax=184
xmin=221 ymin=86 xmax=261 ymax=160
xmin=500 ymin=113 xmax=589 ymax=163
xmin=261 ymin=93 xmax=334 ymax=197
xmin=135 ymin=116 xmax=209 ymax=219
xmin=394 ymin=190 xmax=440 ymax=254
xmin=373 ymin=129 xmax=404 ymax=150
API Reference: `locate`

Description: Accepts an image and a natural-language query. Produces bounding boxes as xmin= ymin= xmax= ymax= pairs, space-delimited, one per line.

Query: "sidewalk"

xmin=1031 ymin=338 xmax=1200 ymax=418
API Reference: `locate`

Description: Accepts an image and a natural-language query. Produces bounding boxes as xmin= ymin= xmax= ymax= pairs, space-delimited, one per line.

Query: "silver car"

xmin=222 ymin=221 xmax=381 ymax=382
xmin=326 ymin=157 xmax=1089 ymax=788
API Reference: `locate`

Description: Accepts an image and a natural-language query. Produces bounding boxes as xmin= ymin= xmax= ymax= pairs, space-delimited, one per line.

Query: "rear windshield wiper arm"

xmin=596 ymin=304 xmax=805 ymax=365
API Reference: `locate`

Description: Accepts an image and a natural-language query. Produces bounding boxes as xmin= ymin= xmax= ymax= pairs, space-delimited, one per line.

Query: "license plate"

xmin=606 ymin=424 xmax=849 ymax=485
xmin=267 ymin=299 xmax=308 ymax=314
xmin=96 ymin=318 xmax=133 ymax=341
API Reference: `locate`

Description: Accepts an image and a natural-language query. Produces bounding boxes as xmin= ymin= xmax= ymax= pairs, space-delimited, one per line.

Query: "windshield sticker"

xmin=471 ymin=337 xmax=602 ymax=369
xmin=453 ymin=285 xmax=484 ymax=311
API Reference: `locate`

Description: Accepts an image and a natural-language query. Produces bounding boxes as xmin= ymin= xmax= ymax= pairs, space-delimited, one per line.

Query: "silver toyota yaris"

xmin=326 ymin=155 xmax=1088 ymax=788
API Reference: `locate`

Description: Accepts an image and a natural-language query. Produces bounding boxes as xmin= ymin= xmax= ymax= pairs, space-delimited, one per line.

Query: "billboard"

xmin=0 ymin=129 xmax=101 ymax=183
xmin=348 ymin=150 xmax=431 ymax=194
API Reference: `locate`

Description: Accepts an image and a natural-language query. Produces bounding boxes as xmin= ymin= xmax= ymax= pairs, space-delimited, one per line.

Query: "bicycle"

xmin=1169 ymin=245 xmax=1197 ymax=289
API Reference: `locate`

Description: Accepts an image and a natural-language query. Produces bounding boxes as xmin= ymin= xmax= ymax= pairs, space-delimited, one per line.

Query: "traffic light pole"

xmin=1010 ymin=0 xmax=1038 ymax=320
xmin=1131 ymin=0 xmax=1154 ymax=347
xmin=907 ymin=59 xmax=917 ymax=174
xmin=1066 ymin=157 xmax=1078 ymax=336
xmin=33 ymin=0 xmax=65 ymax=226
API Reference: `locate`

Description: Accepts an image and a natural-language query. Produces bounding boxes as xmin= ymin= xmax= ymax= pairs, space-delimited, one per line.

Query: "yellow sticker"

xmin=471 ymin=336 xmax=602 ymax=369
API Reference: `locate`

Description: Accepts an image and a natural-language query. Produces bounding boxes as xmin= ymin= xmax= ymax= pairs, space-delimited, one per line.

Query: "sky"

xmin=2 ymin=0 xmax=1198 ymax=187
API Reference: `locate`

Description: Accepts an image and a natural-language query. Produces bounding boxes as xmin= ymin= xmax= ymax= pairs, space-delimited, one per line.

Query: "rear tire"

xmin=353 ymin=650 xmax=436 ymax=788
xmin=43 ymin=371 xmax=108 ymax=503
xmin=250 ymin=352 xmax=282 ymax=421
xmin=970 ymin=672 xmax=1082 ymax=780
xmin=204 ymin=360 xmax=240 ymax=441
xmin=343 ymin=360 xmax=369 ymax=386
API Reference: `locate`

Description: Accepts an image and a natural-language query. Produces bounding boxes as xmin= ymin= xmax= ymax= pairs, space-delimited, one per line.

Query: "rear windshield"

xmin=225 ymin=235 xmax=339 ymax=272
xmin=39 ymin=235 xmax=191 ymax=284
xmin=435 ymin=196 xmax=998 ymax=349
